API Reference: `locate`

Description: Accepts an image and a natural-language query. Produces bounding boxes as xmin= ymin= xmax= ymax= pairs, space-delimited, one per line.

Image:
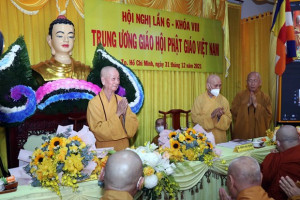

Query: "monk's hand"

xmin=250 ymin=92 xmax=257 ymax=108
xmin=247 ymin=93 xmax=253 ymax=107
xmin=217 ymin=107 xmax=225 ymax=118
xmin=117 ymin=98 xmax=128 ymax=116
xmin=219 ymin=188 xmax=232 ymax=200
xmin=279 ymin=176 xmax=300 ymax=198
xmin=211 ymin=108 xmax=221 ymax=119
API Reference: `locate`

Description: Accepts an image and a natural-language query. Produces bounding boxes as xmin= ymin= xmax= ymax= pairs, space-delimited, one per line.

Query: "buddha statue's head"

xmin=47 ymin=16 xmax=75 ymax=60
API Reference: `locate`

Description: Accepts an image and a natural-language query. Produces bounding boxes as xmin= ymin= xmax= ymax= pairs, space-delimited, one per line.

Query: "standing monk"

xmin=231 ymin=72 xmax=272 ymax=139
xmin=191 ymin=74 xmax=232 ymax=144
xmin=87 ymin=66 xmax=138 ymax=150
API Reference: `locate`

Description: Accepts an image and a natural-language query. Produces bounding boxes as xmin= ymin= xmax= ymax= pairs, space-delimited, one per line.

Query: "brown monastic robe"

xmin=261 ymin=145 xmax=300 ymax=200
xmin=231 ymin=89 xmax=272 ymax=139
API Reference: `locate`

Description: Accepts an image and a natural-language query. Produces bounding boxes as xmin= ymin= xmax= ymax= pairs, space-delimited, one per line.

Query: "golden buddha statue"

xmin=31 ymin=16 xmax=90 ymax=86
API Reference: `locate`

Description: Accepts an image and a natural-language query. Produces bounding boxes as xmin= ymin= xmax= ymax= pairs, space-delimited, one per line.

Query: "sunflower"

xmin=49 ymin=137 xmax=63 ymax=150
xmin=168 ymin=132 xmax=177 ymax=139
xmin=34 ymin=153 xmax=45 ymax=165
xmin=186 ymin=128 xmax=196 ymax=135
xmin=207 ymin=142 xmax=213 ymax=149
xmin=197 ymin=133 xmax=207 ymax=141
xmin=170 ymin=140 xmax=180 ymax=149
xmin=184 ymin=134 xmax=195 ymax=143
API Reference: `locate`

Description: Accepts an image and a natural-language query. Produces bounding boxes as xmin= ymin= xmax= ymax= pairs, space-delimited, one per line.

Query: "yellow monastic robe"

xmin=31 ymin=56 xmax=91 ymax=85
xmin=191 ymin=92 xmax=232 ymax=144
xmin=237 ymin=186 xmax=274 ymax=200
xmin=87 ymin=90 xmax=138 ymax=151
xmin=231 ymin=89 xmax=272 ymax=139
xmin=101 ymin=190 xmax=133 ymax=200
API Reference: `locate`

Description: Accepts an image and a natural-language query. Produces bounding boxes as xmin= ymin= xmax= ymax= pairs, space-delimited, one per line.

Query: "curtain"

xmin=241 ymin=12 xmax=273 ymax=96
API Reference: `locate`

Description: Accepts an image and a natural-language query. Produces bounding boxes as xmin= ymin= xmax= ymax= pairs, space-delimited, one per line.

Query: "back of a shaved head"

xmin=228 ymin=156 xmax=261 ymax=186
xmin=276 ymin=125 xmax=300 ymax=151
xmin=104 ymin=150 xmax=143 ymax=192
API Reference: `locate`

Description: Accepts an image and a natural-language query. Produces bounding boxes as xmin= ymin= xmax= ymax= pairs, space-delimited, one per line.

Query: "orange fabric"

xmin=237 ymin=186 xmax=274 ymax=200
xmin=101 ymin=190 xmax=133 ymax=200
xmin=261 ymin=145 xmax=300 ymax=200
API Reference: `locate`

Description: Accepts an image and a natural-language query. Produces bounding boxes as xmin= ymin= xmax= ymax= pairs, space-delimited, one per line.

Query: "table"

xmin=0 ymin=144 xmax=275 ymax=200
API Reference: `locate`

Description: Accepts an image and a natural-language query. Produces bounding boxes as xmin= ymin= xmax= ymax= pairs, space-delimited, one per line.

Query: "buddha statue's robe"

xmin=231 ymin=89 xmax=272 ymax=139
xmin=87 ymin=90 xmax=138 ymax=151
xmin=31 ymin=56 xmax=90 ymax=86
xmin=191 ymin=92 xmax=232 ymax=144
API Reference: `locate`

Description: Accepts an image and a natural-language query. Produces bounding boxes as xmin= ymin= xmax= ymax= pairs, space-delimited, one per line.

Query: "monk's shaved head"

xmin=227 ymin=156 xmax=262 ymax=198
xmin=104 ymin=150 xmax=143 ymax=195
xmin=276 ymin=125 xmax=300 ymax=152
xmin=207 ymin=74 xmax=221 ymax=84
xmin=228 ymin=156 xmax=261 ymax=185
xmin=247 ymin=72 xmax=261 ymax=81
xmin=206 ymin=74 xmax=222 ymax=97
xmin=100 ymin=66 xmax=118 ymax=78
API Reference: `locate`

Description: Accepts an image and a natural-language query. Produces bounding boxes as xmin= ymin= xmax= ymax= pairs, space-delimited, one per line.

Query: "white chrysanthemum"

xmin=143 ymin=152 xmax=160 ymax=168
xmin=144 ymin=174 xmax=158 ymax=189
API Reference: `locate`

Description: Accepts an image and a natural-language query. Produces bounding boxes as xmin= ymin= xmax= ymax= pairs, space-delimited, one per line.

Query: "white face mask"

xmin=211 ymin=89 xmax=220 ymax=97
xmin=156 ymin=126 xmax=164 ymax=133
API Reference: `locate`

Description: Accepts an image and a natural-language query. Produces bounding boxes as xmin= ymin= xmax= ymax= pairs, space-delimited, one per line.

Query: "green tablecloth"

xmin=0 ymin=144 xmax=275 ymax=200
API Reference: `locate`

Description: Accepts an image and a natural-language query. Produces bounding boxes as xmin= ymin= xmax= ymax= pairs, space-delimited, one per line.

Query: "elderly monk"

xmin=219 ymin=156 xmax=273 ymax=200
xmin=101 ymin=150 xmax=144 ymax=200
xmin=31 ymin=15 xmax=90 ymax=85
xmin=261 ymin=125 xmax=300 ymax=200
xmin=231 ymin=72 xmax=272 ymax=139
xmin=191 ymin=74 xmax=232 ymax=143
xmin=87 ymin=66 xmax=138 ymax=150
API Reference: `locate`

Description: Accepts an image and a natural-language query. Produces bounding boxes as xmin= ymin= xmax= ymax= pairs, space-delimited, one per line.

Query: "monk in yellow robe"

xmin=191 ymin=75 xmax=232 ymax=144
xmin=31 ymin=16 xmax=90 ymax=85
xmin=87 ymin=66 xmax=138 ymax=150
xmin=231 ymin=72 xmax=272 ymax=139
xmin=219 ymin=156 xmax=274 ymax=200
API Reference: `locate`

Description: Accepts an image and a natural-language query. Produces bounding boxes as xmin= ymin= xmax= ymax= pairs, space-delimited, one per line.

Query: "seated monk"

xmin=219 ymin=156 xmax=273 ymax=200
xmin=261 ymin=125 xmax=300 ymax=200
xmin=31 ymin=15 xmax=90 ymax=85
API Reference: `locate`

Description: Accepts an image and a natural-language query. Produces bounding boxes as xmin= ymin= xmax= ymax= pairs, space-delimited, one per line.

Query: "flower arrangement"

xmin=24 ymin=134 xmax=99 ymax=198
xmin=128 ymin=142 xmax=179 ymax=200
xmin=159 ymin=128 xmax=215 ymax=162
xmin=265 ymin=126 xmax=280 ymax=145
